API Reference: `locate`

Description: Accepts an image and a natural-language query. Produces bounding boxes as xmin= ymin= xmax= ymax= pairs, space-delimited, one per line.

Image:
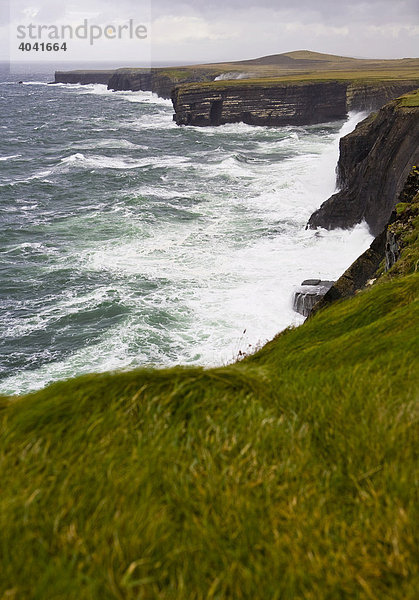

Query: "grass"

xmin=1 ymin=259 xmax=418 ymax=597
xmin=397 ymin=89 xmax=419 ymax=107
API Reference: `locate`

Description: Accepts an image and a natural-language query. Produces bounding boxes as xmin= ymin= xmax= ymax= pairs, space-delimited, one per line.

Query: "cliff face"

xmin=309 ymin=166 xmax=419 ymax=316
xmin=346 ymin=81 xmax=419 ymax=112
xmin=307 ymin=91 xmax=419 ymax=236
xmin=172 ymin=81 xmax=348 ymax=126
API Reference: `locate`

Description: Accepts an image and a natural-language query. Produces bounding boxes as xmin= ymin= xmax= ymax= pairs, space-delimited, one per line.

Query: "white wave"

xmin=0 ymin=154 xmax=21 ymax=161
xmin=62 ymin=82 xmax=172 ymax=106
xmin=194 ymin=121 xmax=270 ymax=135
xmin=21 ymin=81 xmax=49 ymax=86
xmin=57 ymin=152 xmax=189 ymax=171
xmin=72 ymin=139 xmax=149 ymax=151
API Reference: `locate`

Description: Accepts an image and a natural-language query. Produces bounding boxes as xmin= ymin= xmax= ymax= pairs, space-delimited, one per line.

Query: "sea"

xmin=0 ymin=67 xmax=374 ymax=395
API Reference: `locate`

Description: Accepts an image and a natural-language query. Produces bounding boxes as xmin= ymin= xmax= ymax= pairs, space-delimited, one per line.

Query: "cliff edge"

xmin=307 ymin=90 xmax=419 ymax=236
xmin=310 ymin=165 xmax=419 ymax=316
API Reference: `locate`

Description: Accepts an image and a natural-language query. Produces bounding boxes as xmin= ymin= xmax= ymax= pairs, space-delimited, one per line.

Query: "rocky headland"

xmin=307 ymin=90 xmax=419 ymax=236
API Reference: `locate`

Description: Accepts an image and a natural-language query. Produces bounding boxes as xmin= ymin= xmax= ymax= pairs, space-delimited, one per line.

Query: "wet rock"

xmin=293 ymin=280 xmax=334 ymax=317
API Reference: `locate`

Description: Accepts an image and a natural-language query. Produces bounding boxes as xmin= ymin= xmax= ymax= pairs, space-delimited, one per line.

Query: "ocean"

xmin=0 ymin=68 xmax=374 ymax=395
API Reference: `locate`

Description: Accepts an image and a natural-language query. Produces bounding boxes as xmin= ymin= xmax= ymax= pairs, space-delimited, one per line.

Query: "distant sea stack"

xmin=307 ymin=90 xmax=419 ymax=236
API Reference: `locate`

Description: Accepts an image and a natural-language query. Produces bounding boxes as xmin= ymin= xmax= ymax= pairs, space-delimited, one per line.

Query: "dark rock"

xmin=307 ymin=93 xmax=419 ymax=236
xmin=301 ymin=279 xmax=321 ymax=286
xmin=346 ymin=81 xmax=419 ymax=113
xmin=385 ymin=166 xmax=419 ymax=272
xmin=293 ymin=280 xmax=334 ymax=317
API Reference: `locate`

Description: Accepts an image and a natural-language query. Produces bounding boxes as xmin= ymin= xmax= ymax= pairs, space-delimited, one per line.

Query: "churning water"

xmin=0 ymin=70 xmax=373 ymax=394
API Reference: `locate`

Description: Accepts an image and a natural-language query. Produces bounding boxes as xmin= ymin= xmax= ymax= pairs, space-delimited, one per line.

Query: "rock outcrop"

xmin=293 ymin=280 xmax=334 ymax=317
xmin=307 ymin=91 xmax=419 ymax=236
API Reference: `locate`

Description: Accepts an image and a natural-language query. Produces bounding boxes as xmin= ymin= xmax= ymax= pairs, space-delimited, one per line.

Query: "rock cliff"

xmin=53 ymin=68 xmax=218 ymax=98
xmin=53 ymin=70 xmax=115 ymax=85
xmin=172 ymin=81 xmax=349 ymax=126
xmin=107 ymin=68 xmax=218 ymax=99
xmin=309 ymin=165 xmax=419 ymax=316
xmin=346 ymin=81 xmax=419 ymax=112
xmin=171 ymin=79 xmax=419 ymax=127
xmin=307 ymin=90 xmax=419 ymax=236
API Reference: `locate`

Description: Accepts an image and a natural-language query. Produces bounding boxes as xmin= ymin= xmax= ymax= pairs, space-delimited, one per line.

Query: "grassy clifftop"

xmin=1 ymin=203 xmax=418 ymax=597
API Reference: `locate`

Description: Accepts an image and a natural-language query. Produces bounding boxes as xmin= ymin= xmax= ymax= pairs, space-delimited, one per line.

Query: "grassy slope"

xmin=1 ymin=234 xmax=418 ymax=597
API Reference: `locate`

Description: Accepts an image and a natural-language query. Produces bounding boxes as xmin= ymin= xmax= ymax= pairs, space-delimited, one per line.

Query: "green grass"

xmin=1 ymin=263 xmax=418 ymax=598
xmin=397 ymin=89 xmax=419 ymax=107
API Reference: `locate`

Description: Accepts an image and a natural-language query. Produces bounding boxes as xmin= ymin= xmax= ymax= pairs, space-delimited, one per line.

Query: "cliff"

xmin=171 ymin=79 xmax=419 ymax=127
xmin=172 ymin=80 xmax=348 ymax=126
xmin=107 ymin=68 xmax=219 ymax=99
xmin=310 ymin=165 xmax=419 ymax=316
xmin=308 ymin=90 xmax=419 ymax=236
xmin=54 ymin=51 xmax=419 ymax=105
xmin=54 ymin=67 xmax=221 ymax=99
xmin=347 ymin=81 xmax=419 ymax=112
xmin=53 ymin=70 xmax=115 ymax=85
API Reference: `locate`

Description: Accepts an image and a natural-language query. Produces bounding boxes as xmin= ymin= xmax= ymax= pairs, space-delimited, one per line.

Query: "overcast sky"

xmin=2 ymin=0 xmax=418 ymax=66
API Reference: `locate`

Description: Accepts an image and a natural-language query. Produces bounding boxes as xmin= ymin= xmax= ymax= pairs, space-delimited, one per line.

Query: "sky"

xmin=1 ymin=0 xmax=418 ymax=67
